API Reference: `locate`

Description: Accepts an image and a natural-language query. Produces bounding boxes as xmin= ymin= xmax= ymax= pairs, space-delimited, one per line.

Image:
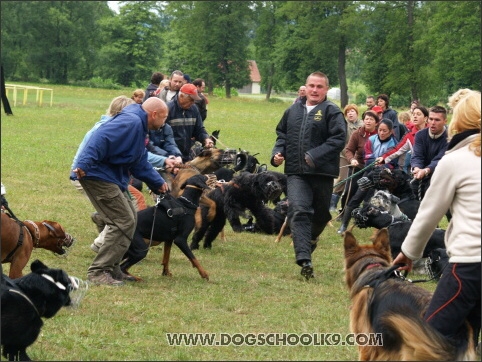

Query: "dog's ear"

xmin=373 ymin=228 xmax=392 ymax=259
xmin=31 ymin=259 xmax=48 ymax=273
xmin=343 ymin=231 xmax=360 ymax=256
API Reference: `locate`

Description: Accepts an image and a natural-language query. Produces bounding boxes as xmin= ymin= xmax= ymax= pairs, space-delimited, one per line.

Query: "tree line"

xmin=1 ymin=1 xmax=480 ymax=106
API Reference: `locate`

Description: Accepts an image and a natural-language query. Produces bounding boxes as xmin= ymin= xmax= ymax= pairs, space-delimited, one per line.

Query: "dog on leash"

xmin=120 ymin=174 xmax=213 ymax=280
xmin=190 ymin=171 xmax=284 ymax=250
xmin=1 ymin=212 xmax=75 ymax=279
xmin=1 ymin=260 xmax=83 ymax=361
xmin=343 ymin=229 xmax=476 ymax=361
xmin=352 ymin=204 xmax=446 ymax=260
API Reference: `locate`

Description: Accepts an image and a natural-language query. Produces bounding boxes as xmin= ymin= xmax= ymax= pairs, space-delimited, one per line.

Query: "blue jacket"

xmin=411 ymin=128 xmax=448 ymax=174
xmin=72 ymin=104 xmax=165 ymax=193
xmin=167 ymin=94 xmax=210 ymax=161
xmin=147 ymin=124 xmax=182 ymax=158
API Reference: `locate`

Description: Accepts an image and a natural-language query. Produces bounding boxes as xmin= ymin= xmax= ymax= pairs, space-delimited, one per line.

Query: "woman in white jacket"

xmin=393 ymin=89 xmax=481 ymax=354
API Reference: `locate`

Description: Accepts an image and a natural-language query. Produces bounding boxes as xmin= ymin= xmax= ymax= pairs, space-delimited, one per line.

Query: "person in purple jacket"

xmin=72 ymin=97 xmax=169 ymax=286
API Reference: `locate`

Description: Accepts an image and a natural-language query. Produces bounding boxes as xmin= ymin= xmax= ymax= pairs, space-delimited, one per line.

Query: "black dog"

xmin=1 ymin=260 xmax=78 ymax=361
xmin=120 ymin=174 xmax=212 ymax=280
xmin=352 ymin=204 xmax=446 ymax=259
xmin=191 ymin=171 xmax=285 ymax=250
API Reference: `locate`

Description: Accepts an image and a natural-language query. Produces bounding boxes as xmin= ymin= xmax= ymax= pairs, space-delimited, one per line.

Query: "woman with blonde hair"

xmin=393 ymin=90 xmax=481 ymax=356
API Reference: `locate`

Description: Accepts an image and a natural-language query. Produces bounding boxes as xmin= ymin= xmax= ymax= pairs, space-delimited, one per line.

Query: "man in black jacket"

xmin=271 ymin=71 xmax=346 ymax=280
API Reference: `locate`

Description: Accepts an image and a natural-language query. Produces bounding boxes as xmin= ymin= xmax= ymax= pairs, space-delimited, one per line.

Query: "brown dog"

xmin=343 ymin=229 xmax=476 ymax=361
xmin=1 ymin=212 xmax=74 ymax=278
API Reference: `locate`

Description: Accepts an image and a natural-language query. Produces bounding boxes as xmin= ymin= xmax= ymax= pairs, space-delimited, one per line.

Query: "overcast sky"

xmin=108 ymin=1 xmax=120 ymax=13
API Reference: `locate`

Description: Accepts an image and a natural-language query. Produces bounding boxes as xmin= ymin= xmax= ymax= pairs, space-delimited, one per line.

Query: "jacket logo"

xmin=314 ymin=110 xmax=322 ymax=121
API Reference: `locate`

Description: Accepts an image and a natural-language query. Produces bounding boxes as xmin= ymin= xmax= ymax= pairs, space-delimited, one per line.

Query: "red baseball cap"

xmin=371 ymin=105 xmax=383 ymax=114
xmin=180 ymin=84 xmax=201 ymax=101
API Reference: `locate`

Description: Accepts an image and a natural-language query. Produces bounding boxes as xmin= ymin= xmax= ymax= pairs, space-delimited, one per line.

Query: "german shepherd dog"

xmin=343 ymin=229 xmax=476 ymax=361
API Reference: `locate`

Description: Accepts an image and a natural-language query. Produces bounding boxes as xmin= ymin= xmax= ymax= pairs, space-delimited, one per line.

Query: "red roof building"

xmin=238 ymin=60 xmax=261 ymax=94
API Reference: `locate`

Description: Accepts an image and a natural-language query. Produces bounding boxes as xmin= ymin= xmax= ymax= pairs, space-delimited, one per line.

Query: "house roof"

xmin=248 ymin=60 xmax=261 ymax=82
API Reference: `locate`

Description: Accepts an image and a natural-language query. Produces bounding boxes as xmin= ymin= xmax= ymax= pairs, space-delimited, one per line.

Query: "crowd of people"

xmin=70 ymin=70 xmax=213 ymax=286
xmin=68 ymin=69 xmax=480 ymax=354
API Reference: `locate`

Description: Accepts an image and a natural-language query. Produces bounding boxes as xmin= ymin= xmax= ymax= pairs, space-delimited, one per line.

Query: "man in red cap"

xmin=166 ymin=83 xmax=214 ymax=162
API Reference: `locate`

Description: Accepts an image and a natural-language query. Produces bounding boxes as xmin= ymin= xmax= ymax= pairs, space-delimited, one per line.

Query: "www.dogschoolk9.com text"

xmin=166 ymin=333 xmax=383 ymax=347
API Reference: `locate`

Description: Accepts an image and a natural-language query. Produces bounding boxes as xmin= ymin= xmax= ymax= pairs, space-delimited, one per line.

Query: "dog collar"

xmin=24 ymin=220 xmax=40 ymax=247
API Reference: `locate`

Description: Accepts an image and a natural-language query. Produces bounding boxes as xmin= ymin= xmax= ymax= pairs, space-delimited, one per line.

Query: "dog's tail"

xmin=382 ymin=313 xmax=475 ymax=361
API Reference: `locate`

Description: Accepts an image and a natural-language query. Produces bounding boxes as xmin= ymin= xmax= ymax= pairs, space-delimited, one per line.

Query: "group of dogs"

xmin=1 ymin=148 xmax=477 ymax=360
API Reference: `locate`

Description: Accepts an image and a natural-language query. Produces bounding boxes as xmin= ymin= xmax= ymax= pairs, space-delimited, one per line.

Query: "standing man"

xmin=72 ymin=97 xmax=169 ymax=286
xmin=293 ymin=85 xmax=307 ymax=104
xmin=410 ymin=105 xmax=449 ymax=201
xmin=159 ymin=70 xmax=185 ymax=103
xmin=167 ymin=83 xmax=214 ymax=162
xmin=271 ymin=72 xmax=346 ymax=280
xmin=193 ymin=78 xmax=208 ymax=122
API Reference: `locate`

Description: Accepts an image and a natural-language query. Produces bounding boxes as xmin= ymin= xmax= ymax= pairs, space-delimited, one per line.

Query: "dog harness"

xmin=2 ymin=216 xmax=26 ymax=263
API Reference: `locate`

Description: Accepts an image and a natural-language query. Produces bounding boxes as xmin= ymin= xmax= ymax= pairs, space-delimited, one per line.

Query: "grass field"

xmin=1 ymin=83 xmax=437 ymax=361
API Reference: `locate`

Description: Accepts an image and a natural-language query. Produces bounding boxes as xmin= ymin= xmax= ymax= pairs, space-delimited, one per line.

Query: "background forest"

xmin=1 ymin=1 xmax=480 ymax=107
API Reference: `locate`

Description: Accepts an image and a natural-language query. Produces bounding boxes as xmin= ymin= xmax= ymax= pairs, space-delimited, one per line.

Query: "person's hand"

xmin=350 ymin=159 xmax=359 ymax=167
xmin=412 ymin=167 xmax=430 ymax=180
xmin=164 ymin=157 xmax=178 ymax=170
xmin=392 ymin=252 xmax=413 ymax=272
xmin=157 ymin=182 xmax=169 ymax=194
xmin=375 ymin=157 xmax=384 ymax=164
xmin=305 ymin=154 xmax=315 ymax=168
xmin=204 ymin=138 xmax=214 ymax=148
xmin=273 ymin=153 xmax=284 ymax=166
xmin=72 ymin=167 xmax=85 ymax=179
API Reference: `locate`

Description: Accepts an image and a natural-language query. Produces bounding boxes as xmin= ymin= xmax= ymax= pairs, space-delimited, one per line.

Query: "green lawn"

xmin=1 ymin=83 xmax=436 ymax=361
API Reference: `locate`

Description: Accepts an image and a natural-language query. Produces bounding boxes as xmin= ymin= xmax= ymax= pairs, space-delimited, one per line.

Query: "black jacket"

xmin=271 ymin=98 xmax=346 ymax=178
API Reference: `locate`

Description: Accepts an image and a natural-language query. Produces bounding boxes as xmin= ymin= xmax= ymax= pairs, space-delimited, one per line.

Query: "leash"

xmin=392 ymin=263 xmax=446 ymax=284
xmin=332 ymin=161 xmax=377 ymax=189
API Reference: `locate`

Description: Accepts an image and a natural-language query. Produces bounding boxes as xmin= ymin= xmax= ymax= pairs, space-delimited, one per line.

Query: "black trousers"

xmin=424 ymin=262 xmax=481 ymax=350
xmin=287 ymin=174 xmax=332 ymax=266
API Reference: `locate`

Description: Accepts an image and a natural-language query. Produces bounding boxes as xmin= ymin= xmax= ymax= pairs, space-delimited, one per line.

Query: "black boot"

xmin=329 ymin=194 xmax=340 ymax=212
xmin=337 ymin=206 xmax=354 ymax=234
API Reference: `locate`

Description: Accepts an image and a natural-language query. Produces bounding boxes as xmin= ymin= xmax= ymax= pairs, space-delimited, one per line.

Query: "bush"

xmin=212 ymin=87 xmax=239 ymax=98
xmin=72 ymin=77 xmax=123 ymax=90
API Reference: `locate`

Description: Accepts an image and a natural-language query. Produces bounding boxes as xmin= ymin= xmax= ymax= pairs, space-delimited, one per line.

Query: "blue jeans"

xmin=287 ymin=174 xmax=332 ymax=266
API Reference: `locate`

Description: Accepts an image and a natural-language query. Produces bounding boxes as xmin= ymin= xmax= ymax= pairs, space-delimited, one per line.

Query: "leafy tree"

xmin=96 ymin=1 xmax=165 ymax=87
xmin=163 ymin=1 xmax=252 ymax=98
xmin=1 ymin=1 xmax=110 ymax=83
xmin=253 ymin=1 xmax=285 ymax=100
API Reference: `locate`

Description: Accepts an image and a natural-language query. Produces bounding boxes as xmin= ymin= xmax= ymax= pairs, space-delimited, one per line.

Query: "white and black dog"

xmin=120 ymin=174 xmax=213 ymax=280
xmin=1 ymin=260 xmax=83 ymax=361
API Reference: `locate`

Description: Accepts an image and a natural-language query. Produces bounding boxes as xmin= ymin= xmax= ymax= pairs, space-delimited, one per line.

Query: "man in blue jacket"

xmin=271 ymin=71 xmax=346 ymax=280
xmin=72 ymin=97 xmax=169 ymax=286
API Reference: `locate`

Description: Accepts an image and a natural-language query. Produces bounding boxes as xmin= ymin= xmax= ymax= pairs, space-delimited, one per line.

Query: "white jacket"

xmin=401 ymin=134 xmax=481 ymax=263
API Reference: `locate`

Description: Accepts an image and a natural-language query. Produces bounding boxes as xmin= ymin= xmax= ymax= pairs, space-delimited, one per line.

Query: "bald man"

xmin=72 ymin=97 xmax=169 ymax=286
